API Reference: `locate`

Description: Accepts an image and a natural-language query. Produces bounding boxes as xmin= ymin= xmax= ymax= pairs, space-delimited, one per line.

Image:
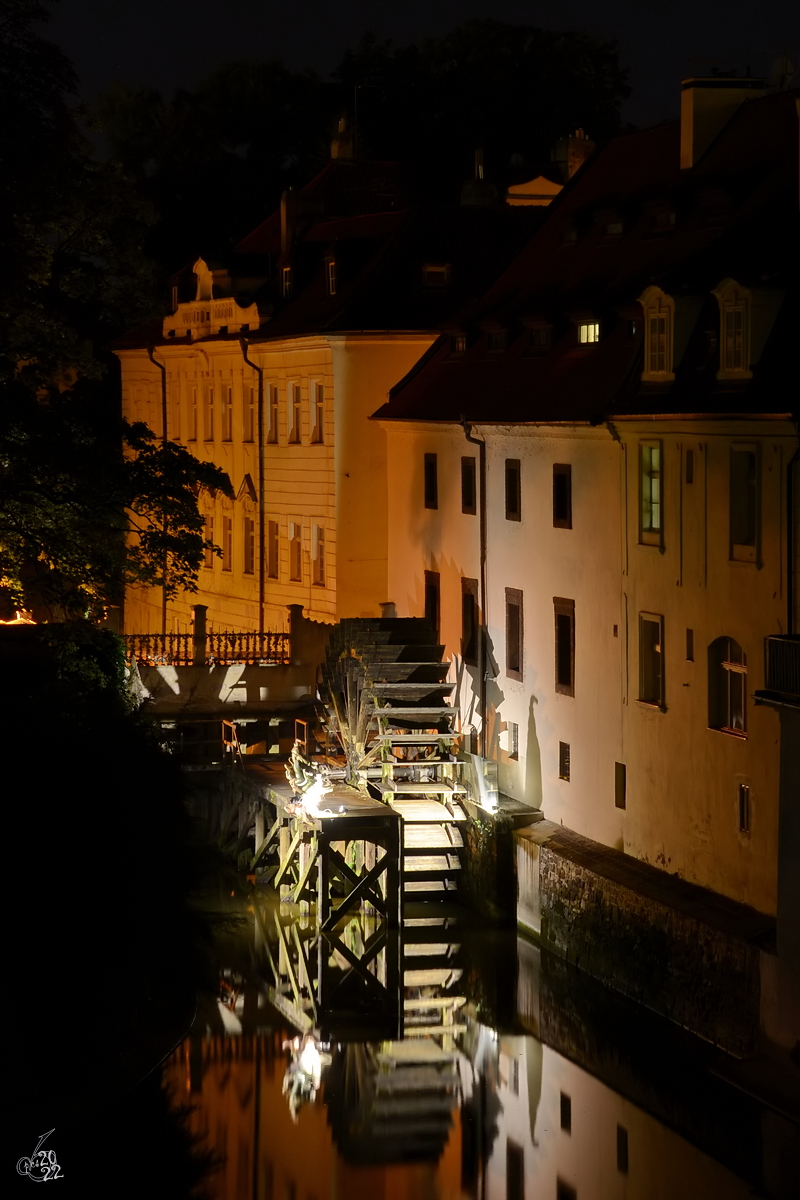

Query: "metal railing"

xmin=764 ymin=634 xmax=800 ymax=699
xmin=124 ymin=630 xmax=290 ymax=667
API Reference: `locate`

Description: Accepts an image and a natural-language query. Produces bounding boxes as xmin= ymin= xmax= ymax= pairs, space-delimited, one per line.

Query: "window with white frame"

xmin=220 ymin=383 xmax=233 ymax=441
xmin=639 ymin=286 xmax=675 ymax=380
xmin=708 ymin=636 xmax=747 ymax=735
xmin=267 ymin=384 xmax=279 ymax=444
xmin=640 ymin=441 xmax=662 ymax=545
xmin=712 ymin=279 xmax=752 ymax=380
xmin=188 ymin=385 xmax=198 ymax=441
xmin=579 ymin=321 xmax=600 ymax=343
xmin=243 ymin=384 xmax=255 ymax=442
xmin=289 ymin=521 xmax=302 ymax=581
xmin=311 ymin=382 xmax=324 ymax=444
xmin=203 ymin=385 xmax=214 ymax=441
xmin=288 ymin=383 xmax=301 ymax=444
xmin=312 ymin=524 xmax=325 ymax=586
xmin=326 ymin=258 xmax=336 ymax=296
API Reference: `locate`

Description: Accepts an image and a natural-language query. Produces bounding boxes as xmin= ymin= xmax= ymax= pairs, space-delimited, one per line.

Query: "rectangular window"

xmin=730 ymin=446 xmax=758 ymax=562
xmin=267 ymin=520 xmax=279 ymax=579
xmin=617 ymin=1126 xmax=629 ymax=1174
xmin=639 ymin=614 xmax=664 ymax=706
xmin=219 ymin=384 xmax=232 ymax=441
xmin=648 ymin=312 xmax=667 ymax=373
xmin=312 ymin=525 xmax=325 ymax=586
xmin=508 ymin=721 xmax=519 ymax=760
xmin=506 ymin=588 xmax=523 ymax=681
xmin=203 ymin=515 xmax=214 ymax=569
xmin=424 ymin=570 xmax=440 ymax=641
xmin=326 ymin=259 xmax=336 ymax=296
xmin=528 ymin=325 xmax=551 ymax=352
xmin=188 ymin=386 xmax=198 ymax=441
xmin=424 ymin=453 xmax=438 ymax=509
xmin=640 ymin=442 xmax=662 ymax=543
xmin=553 ymin=464 xmax=572 ymax=528
xmin=282 ymin=265 xmax=292 ymax=297
xmin=461 ymin=578 xmax=479 ymax=665
xmin=724 ymin=306 xmax=745 ymax=372
xmin=505 ymin=459 xmax=521 ymax=521
xmin=422 ymin=263 xmax=450 ymax=287
xmin=686 ymin=628 xmax=694 ymax=661
xmin=560 ymin=1092 xmax=572 ymax=1133
xmin=204 ymin=385 xmax=214 ymax=441
xmin=461 ymin=457 xmax=476 ymax=515
xmin=738 ymin=783 xmax=751 ymax=834
xmin=487 ymin=330 xmax=507 ymax=352
xmin=222 ymin=515 xmax=232 ymax=571
xmin=559 ymin=741 xmax=571 ymax=781
xmin=506 ymin=1142 xmax=524 ymax=1200
xmin=267 ymin=385 xmax=279 ymax=444
xmin=554 ymin=598 xmax=575 ymax=696
xmin=615 ymin=762 xmax=626 ymax=809
xmin=171 ymin=381 xmax=180 ymax=442
xmin=289 ymin=522 xmax=302 ymax=581
xmin=452 ymin=333 xmax=467 ymax=354
xmin=243 ymin=516 xmax=255 ymax=575
xmin=289 ymin=383 xmax=301 ymax=443
xmin=311 ymin=383 xmax=324 ymax=444
xmin=243 ymin=385 xmax=255 ymax=442
xmin=685 ymin=447 xmax=694 ymax=484
xmin=579 ymin=321 xmax=599 ymax=343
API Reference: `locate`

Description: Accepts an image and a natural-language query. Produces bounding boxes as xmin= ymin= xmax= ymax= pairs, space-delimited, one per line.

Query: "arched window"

xmin=638 ymin=287 xmax=675 ymax=381
xmin=712 ymin=279 xmax=752 ymax=380
xmin=708 ymin=637 xmax=747 ymax=735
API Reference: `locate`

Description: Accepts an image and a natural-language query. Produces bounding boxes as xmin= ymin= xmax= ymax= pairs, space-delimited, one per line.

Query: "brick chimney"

xmin=552 ymin=129 xmax=596 ymax=182
xmin=680 ymin=76 xmax=765 ymax=169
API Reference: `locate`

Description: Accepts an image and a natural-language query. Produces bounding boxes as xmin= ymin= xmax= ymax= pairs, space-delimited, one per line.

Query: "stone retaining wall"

xmin=537 ymin=841 xmax=761 ymax=1056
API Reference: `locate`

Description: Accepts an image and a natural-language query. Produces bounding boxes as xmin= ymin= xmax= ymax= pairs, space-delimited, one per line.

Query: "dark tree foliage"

xmin=0 ymin=1 xmax=231 ymax=619
xmin=96 ymin=20 xmax=630 ymax=274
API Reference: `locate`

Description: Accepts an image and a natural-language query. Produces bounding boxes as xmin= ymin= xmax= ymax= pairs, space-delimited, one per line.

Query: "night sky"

xmin=45 ymin=0 xmax=798 ymax=130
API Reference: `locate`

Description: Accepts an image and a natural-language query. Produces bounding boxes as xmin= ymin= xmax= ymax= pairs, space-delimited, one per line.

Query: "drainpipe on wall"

xmin=240 ymin=339 xmax=265 ymax=631
xmin=787 ymin=426 xmax=800 ymax=635
xmin=147 ymin=346 xmax=169 ymax=635
xmin=461 ymin=418 xmax=487 ymax=757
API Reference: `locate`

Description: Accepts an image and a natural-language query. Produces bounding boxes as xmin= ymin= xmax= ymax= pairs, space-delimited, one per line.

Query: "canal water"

xmin=154 ymin=885 xmax=797 ymax=1200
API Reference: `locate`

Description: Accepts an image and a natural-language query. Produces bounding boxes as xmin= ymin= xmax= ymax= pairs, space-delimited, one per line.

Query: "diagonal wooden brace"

xmin=273 ymin=823 xmax=303 ymax=888
xmin=322 ymin=854 xmax=389 ymax=931
xmin=323 ymin=930 xmax=387 ymax=999
xmin=251 ymin=816 xmax=281 ymax=870
xmin=291 ymin=836 xmax=319 ymax=904
xmin=327 ymin=848 xmax=387 ymax=914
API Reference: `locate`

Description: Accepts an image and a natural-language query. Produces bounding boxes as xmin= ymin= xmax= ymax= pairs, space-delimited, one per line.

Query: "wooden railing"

xmin=124 ymin=630 xmax=290 ymax=667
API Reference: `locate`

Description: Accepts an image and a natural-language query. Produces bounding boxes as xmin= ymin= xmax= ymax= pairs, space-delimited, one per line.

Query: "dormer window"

xmin=653 ymin=209 xmax=676 ymax=232
xmin=579 ymin=322 xmax=600 ymax=344
xmin=326 ymin=258 xmax=336 ymax=297
xmin=561 ymin=228 xmax=578 ymax=246
xmin=528 ymin=326 xmax=552 ymax=353
xmin=451 ymin=334 xmax=467 ymax=354
xmin=282 ymin=265 xmax=292 ymax=297
xmin=422 ymin=263 xmax=451 ymax=288
xmin=487 ymin=331 xmax=507 ymax=352
xmin=605 ymin=221 xmax=623 ymax=237
xmin=639 ymin=287 xmax=675 ymax=381
xmin=713 ymin=279 xmax=752 ymax=380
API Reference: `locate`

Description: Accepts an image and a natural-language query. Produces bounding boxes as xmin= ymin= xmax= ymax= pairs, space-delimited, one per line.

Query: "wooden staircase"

xmin=320 ymin=617 xmax=468 ymax=905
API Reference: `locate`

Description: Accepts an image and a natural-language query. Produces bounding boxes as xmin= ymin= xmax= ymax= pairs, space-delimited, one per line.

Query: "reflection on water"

xmin=163 ymin=895 xmax=794 ymax=1199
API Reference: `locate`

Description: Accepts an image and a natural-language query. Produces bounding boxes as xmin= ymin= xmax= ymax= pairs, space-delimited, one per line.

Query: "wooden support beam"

xmin=273 ymin=822 xmax=303 ymax=888
xmin=291 ymin=836 xmax=319 ymax=904
xmin=292 ymin=925 xmax=318 ymax=1023
xmin=251 ymin=816 xmax=281 ymax=870
xmin=323 ymin=852 xmax=388 ymax=927
xmin=274 ymin=913 xmax=303 ymax=1012
xmin=322 ymin=930 xmax=387 ymax=1000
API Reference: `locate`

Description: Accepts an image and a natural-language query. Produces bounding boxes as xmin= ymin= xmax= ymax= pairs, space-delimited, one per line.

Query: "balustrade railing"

xmin=124 ymin=630 xmax=290 ymax=667
xmin=764 ymin=634 xmax=800 ymax=699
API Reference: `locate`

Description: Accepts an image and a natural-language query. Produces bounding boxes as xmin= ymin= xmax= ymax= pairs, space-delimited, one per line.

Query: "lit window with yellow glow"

xmin=579 ymin=322 xmax=599 ymax=343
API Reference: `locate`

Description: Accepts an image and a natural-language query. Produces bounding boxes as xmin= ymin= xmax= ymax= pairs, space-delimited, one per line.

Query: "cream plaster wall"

xmin=117 ymin=332 xmax=433 ymax=634
xmin=383 ymin=416 xmax=796 ymax=915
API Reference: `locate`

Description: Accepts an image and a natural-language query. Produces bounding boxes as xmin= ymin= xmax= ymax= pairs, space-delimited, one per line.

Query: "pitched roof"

xmin=374 ymin=90 xmax=799 ymax=425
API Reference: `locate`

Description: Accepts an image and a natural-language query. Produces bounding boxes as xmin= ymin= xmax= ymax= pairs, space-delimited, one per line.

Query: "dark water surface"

xmin=155 ymin=888 xmax=798 ymax=1200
